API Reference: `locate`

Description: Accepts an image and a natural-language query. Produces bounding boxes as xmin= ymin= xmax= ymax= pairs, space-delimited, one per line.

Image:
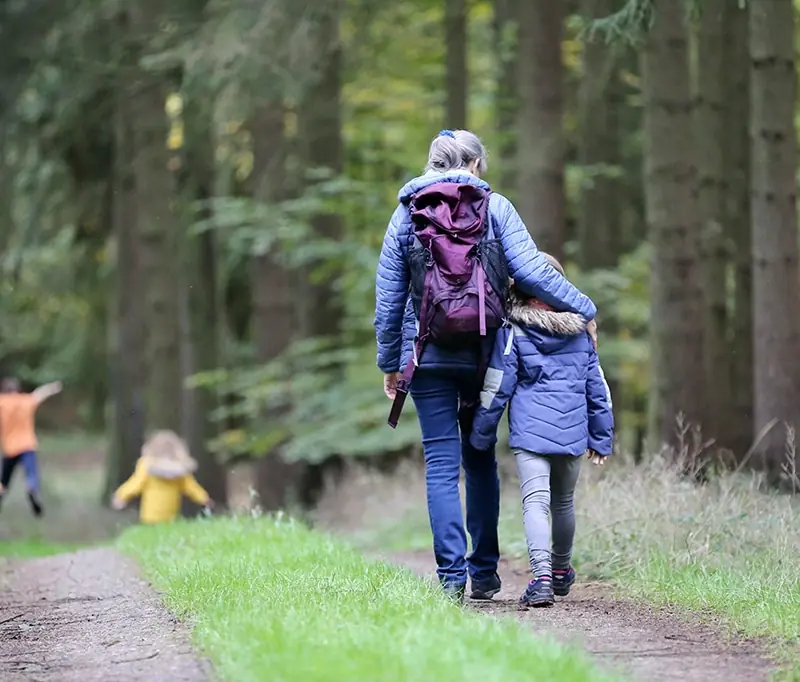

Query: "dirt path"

xmin=388 ymin=550 xmax=773 ymax=682
xmin=0 ymin=548 xmax=211 ymax=682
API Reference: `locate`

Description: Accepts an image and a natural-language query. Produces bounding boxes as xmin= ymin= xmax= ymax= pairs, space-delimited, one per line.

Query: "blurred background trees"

xmin=1 ymin=0 xmax=799 ymax=511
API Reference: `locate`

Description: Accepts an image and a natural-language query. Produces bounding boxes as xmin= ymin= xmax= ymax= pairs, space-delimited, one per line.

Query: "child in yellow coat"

xmin=112 ymin=430 xmax=213 ymax=524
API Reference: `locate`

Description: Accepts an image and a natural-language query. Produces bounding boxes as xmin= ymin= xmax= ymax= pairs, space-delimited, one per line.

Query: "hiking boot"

xmin=519 ymin=577 xmax=554 ymax=608
xmin=28 ymin=492 xmax=43 ymax=517
xmin=553 ymin=566 xmax=576 ymax=597
xmin=470 ymin=573 xmax=502 ymax=601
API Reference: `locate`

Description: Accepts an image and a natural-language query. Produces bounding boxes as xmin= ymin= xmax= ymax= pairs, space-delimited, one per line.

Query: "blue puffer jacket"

xmin=374 ymin=171 xmax=597 ymax=374
xmin=470 ymin=294 xmax=614 ymax=456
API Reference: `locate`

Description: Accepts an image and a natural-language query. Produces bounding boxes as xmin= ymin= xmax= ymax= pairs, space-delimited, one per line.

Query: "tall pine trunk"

xmin=445 ymin=0 xmax=468 ymax=128
xmin=577 ymin=0 xmax=623 ymax=270
xmin=105 ymin=10 xmax=145 ymax=498
xmin=128 ymin=3 xmax=182 ymax=435
xmin=493 ymin=0 xmax=518 ymax=196
xmin=724 ymin=2 xmax=752 ymax=460
xmin=516 ymin=0 xmax=566 ymax=260
xmin=694 ymin=0 xmax=729 ymax=446
xmin=642 ymin=0 xmax=705 ymax=447
xmin=250 ymin=104 xmax=303 ymax=512
xmin=749 ymin=0 xmax=800 ymax=474
xmin=180 ymin=96 xmax=228 ymax=506
xmin=297 ymin=3 xmax=344 ymax=340
xmin=577 ymin=0 xmax=624 ymax=426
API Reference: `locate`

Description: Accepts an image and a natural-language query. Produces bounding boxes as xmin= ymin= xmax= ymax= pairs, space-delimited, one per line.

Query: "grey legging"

xmin=514 ymin=450 xmax=582 ymax=578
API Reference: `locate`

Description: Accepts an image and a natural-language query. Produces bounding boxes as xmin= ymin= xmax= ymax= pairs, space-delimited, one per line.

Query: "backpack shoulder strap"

xmin=483 ymin=191 xmax=497 ymax=241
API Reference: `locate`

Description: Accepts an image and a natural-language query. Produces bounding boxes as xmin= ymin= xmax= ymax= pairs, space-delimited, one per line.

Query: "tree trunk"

xmin=249 ymin=103 xmax=303 ymax=512
xmin=516 ymin=0 xmax=566 ymax=260
xmin=179 ymin=95 xmax=228 ymax=506
xmin=297 ymin=3 xmax=345 ymax=339
xmin=723 ymin=2 xmax=752 ymax=460
xmin=492 ymin=0 xmax=519 ymax=196
xmin=642 ymin=0 xmax=705 ymax=447
xmin=577 ymin=0 xmax=624 ymax=427
xmin=750 ymin=0 xmax=800 ymax=474
xmin=129 ymin=4 xmax=182 ymax=434
xmin=104 ymin=11 xmax=145 ymax=499
xmin=445 ymin=0 xmax=468 ymax=129
xmin=577 ymin=0 xmax=623 ymax=271
xmin=694 ymin=0 xmax=729 ymax=447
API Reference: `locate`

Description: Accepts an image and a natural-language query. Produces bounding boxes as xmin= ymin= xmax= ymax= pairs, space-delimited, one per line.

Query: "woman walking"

xmin=374 ymin=129 xmax=596 ymax=601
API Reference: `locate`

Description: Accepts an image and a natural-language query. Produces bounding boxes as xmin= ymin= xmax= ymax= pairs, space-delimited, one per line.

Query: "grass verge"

xmin=0 ymin=538 xmax=81 ymax=558
xmin=120 ymin=516 xmax=620 ymax=682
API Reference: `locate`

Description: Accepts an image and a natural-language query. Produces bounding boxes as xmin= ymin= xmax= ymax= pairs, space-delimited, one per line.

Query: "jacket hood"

xmin=398 ymin=170 xmax=490 ymax=204
xmin=508 ymin=291 xmax=587 ymax=354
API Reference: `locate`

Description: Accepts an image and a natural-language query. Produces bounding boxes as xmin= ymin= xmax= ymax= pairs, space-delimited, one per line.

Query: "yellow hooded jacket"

xmin=114 ymin=456 xmax=210 ymax=524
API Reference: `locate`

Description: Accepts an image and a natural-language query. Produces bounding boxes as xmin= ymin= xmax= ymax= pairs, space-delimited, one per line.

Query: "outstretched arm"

xmin=112 ymin=460 xmax=148 ymax=507
xmin=182 ymin=475 xmax=211 ymax=506
xmin=32 ymin=381 xmax=63 ymax=405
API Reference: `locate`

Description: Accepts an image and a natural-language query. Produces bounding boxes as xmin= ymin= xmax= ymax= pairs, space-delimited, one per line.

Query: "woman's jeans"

xmin=411 ymin=369 xmax=500 ymax=588
xmin=514 ymin=449 xmax=581 ymax=577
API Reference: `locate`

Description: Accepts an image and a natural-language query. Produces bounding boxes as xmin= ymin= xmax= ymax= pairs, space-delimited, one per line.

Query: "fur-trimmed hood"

xmin=508 ymin=289 xmax=587 ymax=336
xmin=139 ymin=430 xmax=197 ymax=480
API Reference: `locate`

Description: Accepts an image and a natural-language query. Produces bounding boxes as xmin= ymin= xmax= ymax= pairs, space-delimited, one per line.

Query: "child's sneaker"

xmin=519 ymin=577 xmax=554 ymax=608
xmin=470 ymin=573 xmax=502 ymax=601
xmin=553 ymin=566 xmax=576 ymax=597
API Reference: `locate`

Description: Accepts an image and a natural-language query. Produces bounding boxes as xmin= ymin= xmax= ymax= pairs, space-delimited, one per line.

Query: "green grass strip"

xmin=120 ymin=516 xmax=621 ymax=682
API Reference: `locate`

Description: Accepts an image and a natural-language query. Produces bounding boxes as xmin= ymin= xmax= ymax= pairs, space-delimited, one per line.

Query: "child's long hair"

xmin=141 ymin=430 xmax=197 ymax=476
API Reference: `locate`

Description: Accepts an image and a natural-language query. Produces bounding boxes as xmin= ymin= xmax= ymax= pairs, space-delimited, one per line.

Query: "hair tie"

xmin=438 ymin=129 xmax=455 ymax=138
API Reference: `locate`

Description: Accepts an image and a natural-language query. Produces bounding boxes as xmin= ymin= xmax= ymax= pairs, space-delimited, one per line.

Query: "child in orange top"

xmin=112 ymin=430 xmax=213 ymax=524
xmin=0 ymin=377 xmax=63 ymax=516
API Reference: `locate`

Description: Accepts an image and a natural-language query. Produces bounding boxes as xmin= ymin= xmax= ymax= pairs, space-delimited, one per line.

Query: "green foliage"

xmin=120 ymin=516 xmax=621 ymax=682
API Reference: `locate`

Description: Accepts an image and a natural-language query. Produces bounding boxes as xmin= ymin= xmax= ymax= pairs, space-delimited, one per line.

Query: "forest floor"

xmin=316 ymin=459 xmax=800 ymax=682
xmin=0 ymin=548 xmax=211 ymax=682
xmin=388 ymin=550 xmax=771 ymax=682
xmin=1 ymin=437 xmax=795 ymax=681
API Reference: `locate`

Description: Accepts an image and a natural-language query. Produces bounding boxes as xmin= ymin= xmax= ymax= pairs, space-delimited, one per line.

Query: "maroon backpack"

xmin=388 ymin=182 xmax=509 ymax=428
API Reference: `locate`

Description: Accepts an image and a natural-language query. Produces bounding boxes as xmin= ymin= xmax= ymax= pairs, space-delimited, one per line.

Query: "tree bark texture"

xmin=297 ymin=2 xmax=345 ymax=340
xmin=129 ymin=3 xmax=183 ymax=434
xmin=577 ymin=0 xmax=623 ymax=272
xmin=749 ymin=0 xmax=800 ymax=472
xmin=694 ymin=0 xmax=730 ymax=446
xmin=180 ymin=95 xmax=228 ymax=506
xmin=516 ymin=0 xmax=566 ymax=260
xmin=105 ymin=11 xmax=145 ymax=499
xmin=641 ymin=0 xmax=706 ymax=447
xmin=723 ymin=1 xmax=752 ymax=459
xmin=577 ymin=0 xmax=625 ymax=429
xmin=249 ymin=103 xmax=302 ymax=512
xmin=492 ymin=0 xmax=519 ymax=196
xmin=445 ymin=0 xmax=468 ymax=129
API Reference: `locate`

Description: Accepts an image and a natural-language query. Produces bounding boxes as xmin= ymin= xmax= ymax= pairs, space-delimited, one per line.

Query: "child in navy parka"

xmin=470 ymin=254 xmax=614 ymax=608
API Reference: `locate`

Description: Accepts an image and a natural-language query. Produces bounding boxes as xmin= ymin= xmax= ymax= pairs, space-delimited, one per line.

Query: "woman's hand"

xmin=111 ymin=495 xmax=126 ymax=510
xmin=383 ymin=373 xmax=400 ymax=400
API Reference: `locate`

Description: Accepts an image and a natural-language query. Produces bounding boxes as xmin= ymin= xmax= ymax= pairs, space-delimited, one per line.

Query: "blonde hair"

xmin=141 ymin=430 xmax=197 ymax=473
